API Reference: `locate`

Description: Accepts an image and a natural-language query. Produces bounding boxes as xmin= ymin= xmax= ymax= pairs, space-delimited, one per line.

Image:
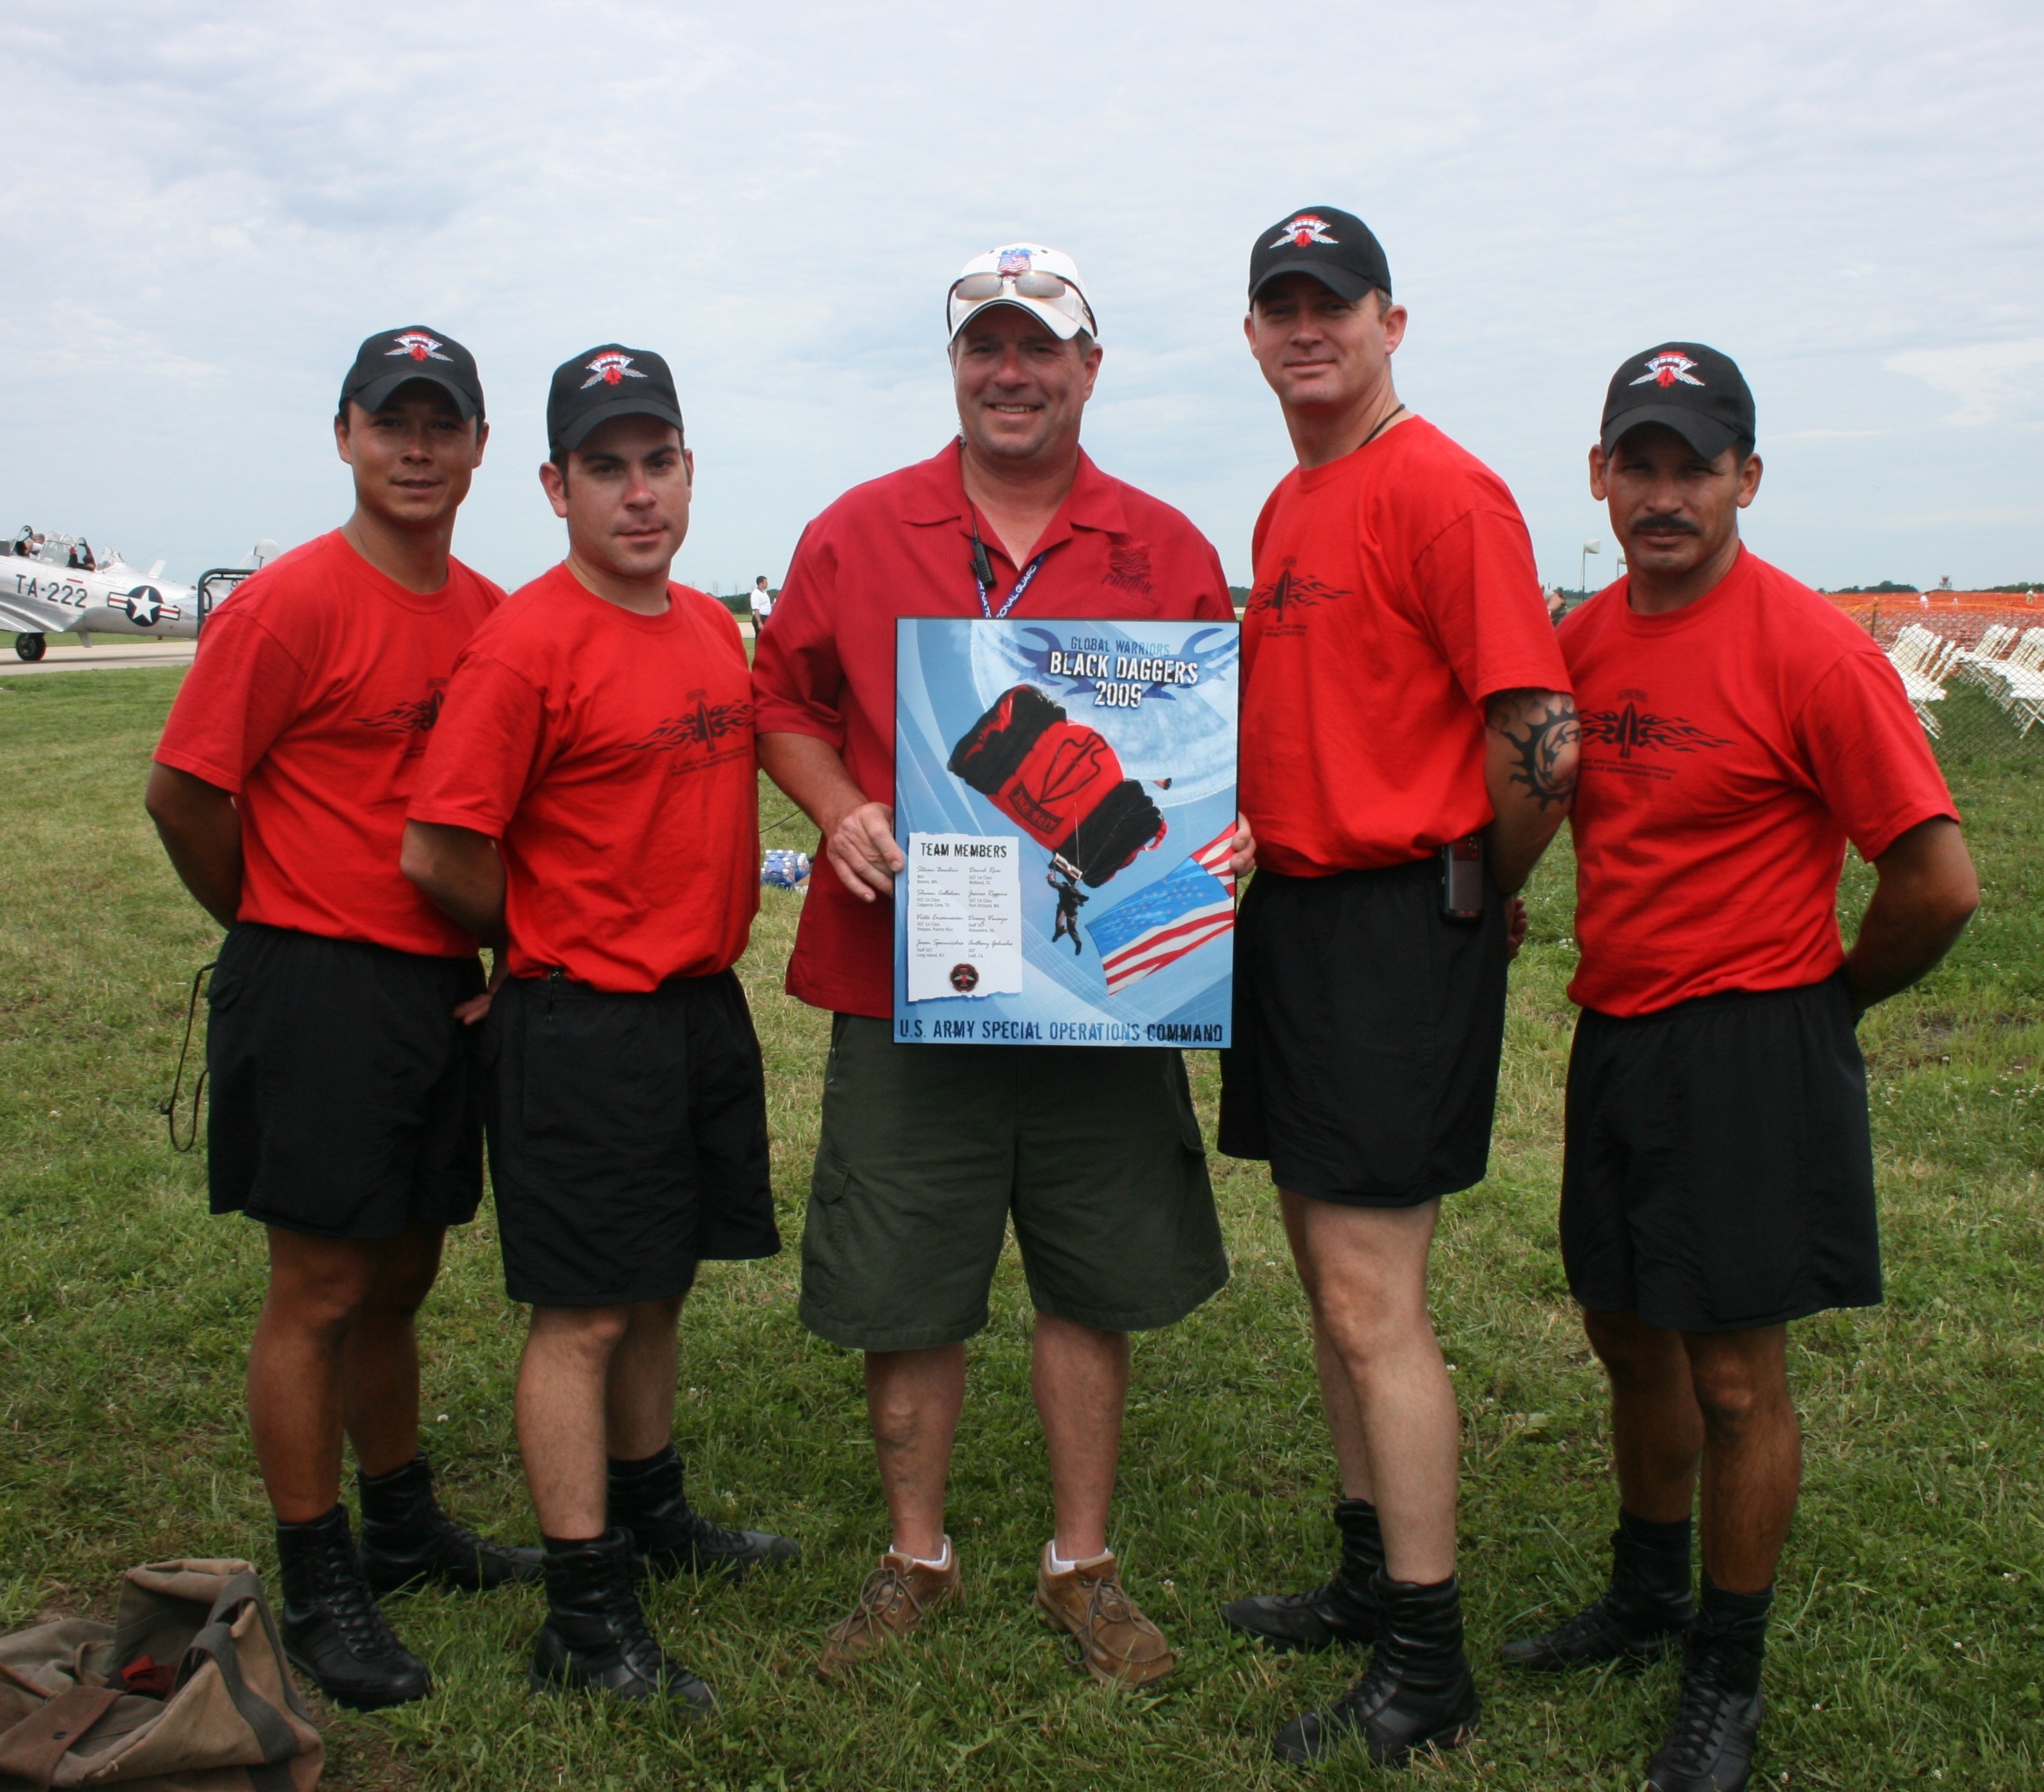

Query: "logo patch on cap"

xmin=1271 ymin=214 xmax=1337 ymax=249
xmin=386 ymin=332 xmax=452 ymax=363
xmin=995 ymin=247 xmax=1032 ymax=277
xmin=582 ymin=351 xmax=647 ymax=389
xmin=1631 ymin=352 xmax=1705 ymax=389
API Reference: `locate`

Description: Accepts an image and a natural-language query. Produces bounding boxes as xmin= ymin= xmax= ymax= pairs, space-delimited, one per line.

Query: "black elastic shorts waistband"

xmin=1583 ymin=970 xmax=1850 ymax=1027
xmin=232 ymin=920 xmax=480 ymax=971
xmin=512 ymin=967 xmax=741 ymax=1003
xmin=1256 ymin=855 xmax=1440 ymax=893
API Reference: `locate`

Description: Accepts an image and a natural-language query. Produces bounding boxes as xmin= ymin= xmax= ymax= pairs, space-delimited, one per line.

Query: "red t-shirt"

xmin=407 ymin=565 xmax=759 ymax=993
xmin=1560 ymin=548 xmax=1957 ymax=1018
xmin=1239 ymin=417 xmax=1570 ymax=875
xmin=153 ymin=530 xmax=503 ymax=957
xmin=752 ymin=442 xmax=1237 ymax=1018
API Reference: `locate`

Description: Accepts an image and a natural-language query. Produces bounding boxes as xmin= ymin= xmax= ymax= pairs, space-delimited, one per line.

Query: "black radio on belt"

xmin=1438 ymin=834 xmax=1485 ymax=922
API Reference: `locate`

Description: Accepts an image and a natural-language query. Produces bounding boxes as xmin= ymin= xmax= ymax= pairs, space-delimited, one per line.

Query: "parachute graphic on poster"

xmin=894 ymin=617 xmax=1238 ymax=1047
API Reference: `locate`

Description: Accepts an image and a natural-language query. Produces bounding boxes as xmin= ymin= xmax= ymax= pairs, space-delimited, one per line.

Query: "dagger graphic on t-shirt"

xmin=1579 ymin=702 xmax=1731 ymax=760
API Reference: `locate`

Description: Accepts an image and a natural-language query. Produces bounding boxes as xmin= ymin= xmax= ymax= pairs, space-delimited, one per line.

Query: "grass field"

xmin=1 ymin=666 xmax=2038 ymax=1792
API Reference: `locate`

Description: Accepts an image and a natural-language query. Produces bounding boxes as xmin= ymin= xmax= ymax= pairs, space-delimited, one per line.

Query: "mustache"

xmin=1631 ymin=514 xmax=1701 ymax=536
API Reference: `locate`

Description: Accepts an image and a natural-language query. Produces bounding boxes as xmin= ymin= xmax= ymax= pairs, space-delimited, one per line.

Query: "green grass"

xmin=1 ymin=668 xmax=2038 ymax=1791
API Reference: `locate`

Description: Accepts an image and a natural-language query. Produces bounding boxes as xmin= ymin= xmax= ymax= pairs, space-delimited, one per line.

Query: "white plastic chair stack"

xmin=1951 ymin=624 xmax=2017 ymax=688
xmin=1975 ymin=628 xmax=2044 ymax=736
xmin=1885 ymin=624 xmax=1951 ymax=736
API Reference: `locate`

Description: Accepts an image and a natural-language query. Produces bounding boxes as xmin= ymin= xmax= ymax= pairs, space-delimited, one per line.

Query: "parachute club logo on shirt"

xmin=582 ymin=352 xmax=646 ymax=389
xmin=387 ymin=333 xmax=452 ymax=363
xmin=627 ymin=693 xmax=754 ymax=772
xmin=1104 ymin=541 xmax=1154 ymax=597
xmin=1630 ymin=353 xmax=1704 ymax=389
xmin=1271 ymin=214 xmax=1337 ymax=248
xmin=996 ymin=247 xmax=1032 ymax=277
xmin=1249 ymin=561 xmax=1348 ymax=623
xmin=1580 ymin=696 xmax=1731 ymax=760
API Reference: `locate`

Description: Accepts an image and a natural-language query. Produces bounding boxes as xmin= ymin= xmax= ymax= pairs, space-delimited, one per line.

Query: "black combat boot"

xmin=357 ymin=1454 xmax=544 ymax=1594
xmin=607 ymin=1445 xmax=800 ymax=1582
xmin=1222 ymin=1496 xmax=1384 ymax=1650
xmin=1501 ymin=1511 xmax=1694 ymax=1672
xmin=277 ymin=1504 xmax=431 ymax=1710
xmin=1272 ymin=1572 xmax=1480 ymax=1766
xmin=1646 ymin=1578 xmax=1768 ymax=1792
xmin=528 ymin=1529 xmax=714 ymax=1709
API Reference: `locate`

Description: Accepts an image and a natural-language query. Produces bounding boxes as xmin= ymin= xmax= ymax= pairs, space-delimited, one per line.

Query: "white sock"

xmin=1049 ymin=1539 xmax=1100 ymax=1574
xmin=894 ymin=1537 xmax=950 ymax=1571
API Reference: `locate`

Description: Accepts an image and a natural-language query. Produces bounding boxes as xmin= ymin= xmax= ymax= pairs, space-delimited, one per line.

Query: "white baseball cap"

xmin=947 ymin=243 xmax=1098 ymax=344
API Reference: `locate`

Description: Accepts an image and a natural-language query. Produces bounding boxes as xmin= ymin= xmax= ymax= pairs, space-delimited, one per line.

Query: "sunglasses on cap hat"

xmin=954 ymin=270 xmax=1079 ymax=303
xmin=947 ymin=244 xmax=1097 ymax=342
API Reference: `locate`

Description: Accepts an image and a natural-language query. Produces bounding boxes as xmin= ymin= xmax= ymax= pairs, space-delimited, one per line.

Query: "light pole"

xmin=1581 ymin=540 xmax=1601 ymax=597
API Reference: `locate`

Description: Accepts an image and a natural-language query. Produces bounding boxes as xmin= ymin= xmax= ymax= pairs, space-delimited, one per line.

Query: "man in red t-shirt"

xmin=147 ymin=328 xmax=538 ymax=1711
xmin=403 ymin=345 xmax=792 ymax=1708
xmin=1217 ymin=207 xmax=1578 ymax=1768
xmin=753 ymin=243 xmax=1252 ymax=1690
xmin=1501 ymin=346 xmax=1978 ymax=1792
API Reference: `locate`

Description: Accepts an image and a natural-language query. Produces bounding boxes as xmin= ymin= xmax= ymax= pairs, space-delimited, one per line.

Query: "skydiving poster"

xmin=893 ymin=616 xmax=1240 ymax=1047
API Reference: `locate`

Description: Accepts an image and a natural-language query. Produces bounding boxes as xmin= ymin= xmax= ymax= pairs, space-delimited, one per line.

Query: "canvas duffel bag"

xmin=0 ymin=1560 xmax=321 ymax=1791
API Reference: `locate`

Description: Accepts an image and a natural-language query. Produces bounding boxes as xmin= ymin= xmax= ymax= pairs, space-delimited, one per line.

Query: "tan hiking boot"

xmin=817 ymin=1544 xmax=959 ymax=1681
xmin=1034 ymin=1545 xmax=1177 ymax=1688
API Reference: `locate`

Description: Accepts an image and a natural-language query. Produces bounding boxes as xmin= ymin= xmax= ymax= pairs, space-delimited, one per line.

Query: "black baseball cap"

xmin=1601 ymin=342 xmax=1756 ymax=461
xmin=547 ymin=344 xmax=685 ymax=455
xmin=1249 ymin=206 xmax=1392 ymax=304
xmin=340 ymin=326 xmax=483 ymax=422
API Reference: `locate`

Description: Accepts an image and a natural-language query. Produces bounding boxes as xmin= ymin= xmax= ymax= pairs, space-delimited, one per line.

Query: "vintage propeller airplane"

xmin=1 ymin=528 xmax=275 ymax=661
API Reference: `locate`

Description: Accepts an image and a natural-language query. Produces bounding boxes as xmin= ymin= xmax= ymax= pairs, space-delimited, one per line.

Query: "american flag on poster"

xmin=1085 ymin=827 xmax=1238 ymax=996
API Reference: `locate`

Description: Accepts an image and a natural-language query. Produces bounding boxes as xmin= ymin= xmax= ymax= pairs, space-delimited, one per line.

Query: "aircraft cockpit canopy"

xmin=13 ymin=529 xmax=98 ymax=570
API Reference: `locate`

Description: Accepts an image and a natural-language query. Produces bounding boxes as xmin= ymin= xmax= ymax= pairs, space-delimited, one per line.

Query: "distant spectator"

xmin=1545 ymin=586 xmax=1565 ymax=623
xmin=748 ymin=575 xmax=774 ymax=628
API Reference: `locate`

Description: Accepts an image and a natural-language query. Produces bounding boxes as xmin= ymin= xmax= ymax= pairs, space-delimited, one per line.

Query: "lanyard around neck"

xmin=975 ymin=550 xmax=1046 ymax=619
xmin=961 ymin=438 xmax=1050 ymax=619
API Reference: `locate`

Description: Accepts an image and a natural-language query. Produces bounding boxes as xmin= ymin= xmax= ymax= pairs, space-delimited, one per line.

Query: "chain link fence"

xmin=1832 ymin=597 xmax=2044 ymax=768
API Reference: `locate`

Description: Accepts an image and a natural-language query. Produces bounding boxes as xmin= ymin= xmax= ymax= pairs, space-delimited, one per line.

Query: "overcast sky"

xmin=2 ymin=1 xmax=2038 ymax=597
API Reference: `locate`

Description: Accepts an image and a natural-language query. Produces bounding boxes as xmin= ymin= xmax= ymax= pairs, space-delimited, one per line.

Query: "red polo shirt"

xmin=752 ymin=442 xmax=1236 ymax=1018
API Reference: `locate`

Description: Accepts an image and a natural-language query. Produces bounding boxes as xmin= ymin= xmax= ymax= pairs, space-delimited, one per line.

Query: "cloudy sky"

xmin=2 ymin=1 xmax=2038 ymax=596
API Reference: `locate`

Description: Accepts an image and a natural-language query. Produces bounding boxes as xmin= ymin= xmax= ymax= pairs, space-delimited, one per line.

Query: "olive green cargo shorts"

xmin=799 ymin=1016 xmax=1230 ymax=1351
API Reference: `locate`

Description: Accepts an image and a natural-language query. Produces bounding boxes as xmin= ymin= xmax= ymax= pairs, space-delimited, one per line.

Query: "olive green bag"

xmin=0 ymin=1561 xmax=321 ymax=1791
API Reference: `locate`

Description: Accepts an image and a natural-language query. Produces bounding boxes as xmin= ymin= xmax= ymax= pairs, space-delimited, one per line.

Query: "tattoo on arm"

xmin=1488 ymin=689 xmax=1580 ymax=810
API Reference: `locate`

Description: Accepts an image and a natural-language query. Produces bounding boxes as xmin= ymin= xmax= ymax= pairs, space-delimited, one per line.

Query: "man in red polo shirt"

xmin=1217 ymin=208 xmax=1578 ymax=1768
xmin=754 ymin=243 xmax=1251 ymax=1689
xmin=403 ymin=344 xmax=793 ymax=1707
xmin=146 ymin=328 xmax=539 ymax=1712
xmin=1501 ymin=344 xmax=1977 ymax=1792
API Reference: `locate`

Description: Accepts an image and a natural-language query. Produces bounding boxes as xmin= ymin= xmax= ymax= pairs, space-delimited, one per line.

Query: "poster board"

xmin=893 ymin=616 xmax=1239 ymax=1047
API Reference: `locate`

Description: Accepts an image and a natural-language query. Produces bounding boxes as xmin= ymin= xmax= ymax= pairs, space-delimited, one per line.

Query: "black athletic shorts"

xmin=484 ymin=969 xmax=778 ymax=1308
xmin=205 ymin=922 xmax=485 ymax=1238
xmin=1561 ymin=973 xmax=1881 ymax=1332
xmin=1218 ymin=858 xmax=1509 ymax=1206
